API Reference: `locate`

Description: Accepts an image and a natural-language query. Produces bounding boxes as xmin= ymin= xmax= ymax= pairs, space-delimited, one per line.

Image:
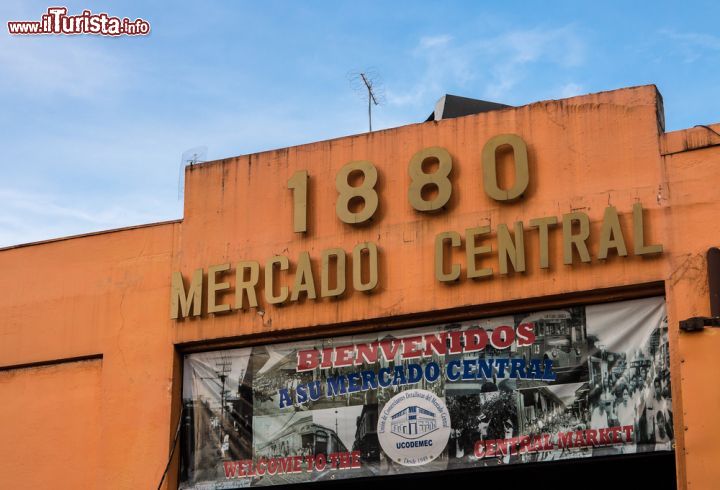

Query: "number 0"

xmin=481 ymin=134 xmax=529 ymax=201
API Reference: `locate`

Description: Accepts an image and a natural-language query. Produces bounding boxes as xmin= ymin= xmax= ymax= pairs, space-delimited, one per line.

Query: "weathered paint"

xmin=0 ymin=85 xmax=718 ymax=489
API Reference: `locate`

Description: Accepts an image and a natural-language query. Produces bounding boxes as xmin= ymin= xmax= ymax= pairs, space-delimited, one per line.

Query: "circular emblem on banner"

xmin=377 ymin=389 xmax=451 ymax=466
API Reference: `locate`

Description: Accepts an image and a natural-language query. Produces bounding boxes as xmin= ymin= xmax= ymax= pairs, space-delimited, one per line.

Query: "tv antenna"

xmin=348 ymin=69 xmax=385 ymax=132
xmin=178 ymin=146 xmax=208 ymax=201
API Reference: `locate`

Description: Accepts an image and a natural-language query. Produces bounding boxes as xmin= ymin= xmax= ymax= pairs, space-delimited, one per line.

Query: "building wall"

xmin=0 ymin=358 xmax=101 ymax=488
xmin=0 ymin=223 xmax=180 ymax=487
xmin=0 ymin=85 xmax=718 ymax=489
xmin=661 ymin=127 xmax=720 ymax=489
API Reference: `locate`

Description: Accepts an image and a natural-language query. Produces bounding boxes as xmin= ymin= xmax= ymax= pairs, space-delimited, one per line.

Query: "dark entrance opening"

xmin=270 ymin=452 xmax=676 ymax=490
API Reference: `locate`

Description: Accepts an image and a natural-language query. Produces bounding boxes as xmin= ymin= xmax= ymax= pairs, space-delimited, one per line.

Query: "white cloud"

xmin=0 ymin=35 xmax=130 ymax=100
xmin=0 ymin=104 xmax=368 ymax=248
xmin=419 ymin=35 xmax=452 ymax=49
xmin=386 ymin=25 xmax=586 ymax=107
xmin=660 ymin=29 xmax=720 ymax=63
xmin=559 ymin=82 xmax=584 ymax=98
xmin=0 ymin=187 xmax=175 ymax=248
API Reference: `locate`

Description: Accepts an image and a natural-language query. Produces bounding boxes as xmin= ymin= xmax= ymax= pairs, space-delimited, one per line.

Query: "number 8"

xmin=408 ymin=147 xmax=452 ymax=211
xmin=335 ymin=161 xmax=379 ymax=224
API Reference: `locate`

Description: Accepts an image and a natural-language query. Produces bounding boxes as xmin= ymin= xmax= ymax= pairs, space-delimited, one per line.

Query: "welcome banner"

xmin=180 ymin=297 xmax=672 ymax=488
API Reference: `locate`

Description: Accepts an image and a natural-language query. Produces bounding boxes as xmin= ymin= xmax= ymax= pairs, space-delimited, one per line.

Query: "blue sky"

xmin=1 ymin=1 xmax=718 ymax=247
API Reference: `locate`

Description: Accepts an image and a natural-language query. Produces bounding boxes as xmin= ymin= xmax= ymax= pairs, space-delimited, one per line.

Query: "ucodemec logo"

xmin=377 ymin=389 xmax=451 ymax=466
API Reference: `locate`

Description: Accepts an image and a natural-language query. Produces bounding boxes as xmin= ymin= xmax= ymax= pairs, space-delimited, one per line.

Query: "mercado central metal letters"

xmin=171 ymin=134 xmax=662 ymax=320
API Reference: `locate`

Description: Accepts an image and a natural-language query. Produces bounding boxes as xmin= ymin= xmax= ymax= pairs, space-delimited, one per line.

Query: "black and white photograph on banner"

xmin=252 ymin=334 xmax=383 ymax=416
xmin=251 ymin=405 xmax=372 ymax=486
xmin=584 ymin=297 xmax=672 ymax=452
xmin=514 ymin=307 xmax=589 ymax=384
xmin=181 ymin=348 xmax=254 ymax=486
xmin=447 ymin=389 xmax=520 ymax=467
xmin=516 ymin=383 xmax=593 ymax=462
xmin=373 ymin=328 xmax=446 ymax=404
xmin=179 ymin=297 xmax=674 ymax=489
xmin=351 ymin=399 xmax=380 ymax=463
xmin=443 ymin=315 xmax=517 ymax=395
xmin=251 ymin=342 xmax=322 ymax=417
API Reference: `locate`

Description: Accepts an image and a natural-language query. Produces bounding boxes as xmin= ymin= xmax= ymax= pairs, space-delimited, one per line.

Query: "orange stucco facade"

xmin=1 ymin=85 xmax=719 ymax=489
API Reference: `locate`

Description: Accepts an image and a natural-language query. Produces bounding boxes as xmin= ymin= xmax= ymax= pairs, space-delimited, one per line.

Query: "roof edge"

xmin=0 ymin=218 xmax=182 ymax=252
xmin=191 ymin=84 xmax=663 ymax=170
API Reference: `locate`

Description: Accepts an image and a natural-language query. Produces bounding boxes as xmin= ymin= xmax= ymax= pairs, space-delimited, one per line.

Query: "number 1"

xmin=288 ymin=170 xmax=308 ymax=233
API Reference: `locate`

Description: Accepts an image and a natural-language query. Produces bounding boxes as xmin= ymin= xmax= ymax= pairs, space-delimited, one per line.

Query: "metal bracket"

xmin=680 ymin=316 xmax=720 ymax=332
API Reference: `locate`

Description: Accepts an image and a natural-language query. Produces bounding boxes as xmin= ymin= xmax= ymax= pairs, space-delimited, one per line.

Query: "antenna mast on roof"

xmin=348 ymin=69 xmax=384 ymax=132
xmin=360 ymin=73 xmax=378 ymax=131
xmin=178 ymin=146 xmax=208 ymax=201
